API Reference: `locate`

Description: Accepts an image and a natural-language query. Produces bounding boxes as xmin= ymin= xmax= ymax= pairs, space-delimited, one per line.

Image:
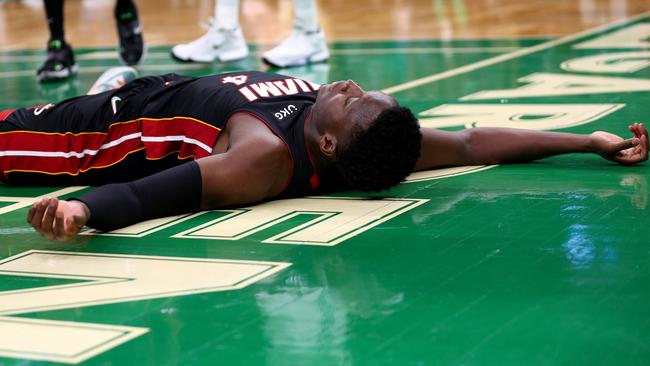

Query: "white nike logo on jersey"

xmin=111 ymin=96 xmax=122 ymax=114
xmin=33 ymin=103 xmax=54 ymax=116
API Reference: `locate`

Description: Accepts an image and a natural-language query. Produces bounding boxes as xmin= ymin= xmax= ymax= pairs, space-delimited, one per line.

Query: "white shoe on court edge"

xmin=262 ymin=28 xmax=330 ymax=68
xmin=171 ymin=20 xmax=249 ymax=63
xmin=87 ymin=66 xmax=138 ymax=95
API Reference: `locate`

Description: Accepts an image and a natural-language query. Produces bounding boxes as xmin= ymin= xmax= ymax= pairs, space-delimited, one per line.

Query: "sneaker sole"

xmin=262 ymin=50 xmax=329 ymax=68
xmin=217 ymin=48 xmax=249 ymax=63
xmin=171 ymin=47 xmax=249 ymax=63
xmin=170 ymin=50 xmax=216 ymax=63
xmin=37 ymin=64 xmax=80 ymax=82
xmin=87 ymin=66 xmax=139 ymax=95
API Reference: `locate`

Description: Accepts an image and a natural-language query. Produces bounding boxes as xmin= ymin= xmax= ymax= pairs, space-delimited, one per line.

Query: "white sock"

xmin=293 ymin=0 xmax=319 ymax=32
xmin=215 ymin=0 xmax=240 ymax=30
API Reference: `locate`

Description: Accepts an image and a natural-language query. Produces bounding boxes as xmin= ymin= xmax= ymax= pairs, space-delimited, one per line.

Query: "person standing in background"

xmin=37 ymin=0 xmax=145 ymax=82
xmin=171 ymin=0 xmax=329 ymax=67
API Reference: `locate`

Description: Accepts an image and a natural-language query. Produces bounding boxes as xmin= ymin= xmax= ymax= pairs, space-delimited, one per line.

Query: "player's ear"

xmin=319 ymin=133 xmax=337 ymax=158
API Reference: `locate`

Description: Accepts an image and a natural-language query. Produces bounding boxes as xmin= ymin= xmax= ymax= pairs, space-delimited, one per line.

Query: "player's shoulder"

xmin=226 ymin=112 xmax=288 ymax=150
xmin=224 ymin=112 xmax=292 ymax=191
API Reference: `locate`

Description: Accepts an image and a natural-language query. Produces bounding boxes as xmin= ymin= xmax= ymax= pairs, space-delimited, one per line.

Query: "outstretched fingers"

xmin=629 ymin=123 xmax=648 ymax=141
xmin=630 ymin=123 xmax=649 ymax=161
xmin=630 ymin=122 xmax=648 ymax=137
xmin=613 ymin=123 xmax=649 ymax=164
xmin=637 ymin=123 xmax=648 ymax=136
xmin=638 ymin=123 xmax=648 ymax=159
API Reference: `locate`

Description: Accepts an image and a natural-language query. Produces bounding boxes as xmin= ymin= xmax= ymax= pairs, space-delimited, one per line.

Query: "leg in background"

xmin=170 ymin=0 xmax=249 ymax=63
xmin=37 ymin=0 xmax=78 ymax=82
xmin=114 ymin=0 xmax=145 ymax=65
xmin=262 ymin=0 xmax=329 ymax=68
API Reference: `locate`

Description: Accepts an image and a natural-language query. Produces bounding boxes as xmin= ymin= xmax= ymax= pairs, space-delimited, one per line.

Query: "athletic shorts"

xmin=0 ymin=74 xmax=207 ymax=186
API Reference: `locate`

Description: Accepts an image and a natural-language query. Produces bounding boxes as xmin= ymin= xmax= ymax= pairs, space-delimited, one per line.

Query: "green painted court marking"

xmin=1 ymin=12 xmax=650 ymax=366
xmin=382 ymin=10 xmax=650 ymax=94
xmin=0 ymin=275 xmax=89 ymax=292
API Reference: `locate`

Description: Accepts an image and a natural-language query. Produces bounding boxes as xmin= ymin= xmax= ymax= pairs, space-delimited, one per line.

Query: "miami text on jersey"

xmin=233 ymin=76 xmax=321 ymax=102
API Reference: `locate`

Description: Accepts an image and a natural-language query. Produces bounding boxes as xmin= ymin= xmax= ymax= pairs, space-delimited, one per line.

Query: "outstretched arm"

xmin=415 ymin=122 xmax=648 ymax=170
xmin=27 ymin=114 xmax=292 ymax=241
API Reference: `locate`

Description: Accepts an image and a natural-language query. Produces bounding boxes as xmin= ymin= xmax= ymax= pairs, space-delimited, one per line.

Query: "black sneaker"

xmin=36 ymin=39 xmax=78 ymax=82
xmin=116 ymin=11 xmax=144 ymax=65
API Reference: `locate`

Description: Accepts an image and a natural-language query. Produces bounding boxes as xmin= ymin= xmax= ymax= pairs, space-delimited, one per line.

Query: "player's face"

xmin=313 ymin=80 xmax=396 ymax=147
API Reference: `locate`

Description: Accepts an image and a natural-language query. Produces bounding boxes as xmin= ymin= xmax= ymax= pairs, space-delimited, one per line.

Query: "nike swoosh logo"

xmin=111 ymin=96 xmax=122 ymax=114
xmin=33 ymin=103 xmax=54 ymax=116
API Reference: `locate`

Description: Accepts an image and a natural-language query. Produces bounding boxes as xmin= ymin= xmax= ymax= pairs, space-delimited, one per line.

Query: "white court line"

xmin=0 ymin=186 xmax=87 ymax=215
xmin=0 ymin=197 xmax=32 ymax=202
xmin=382 ymin=10 xmax=650 ymax=95
xmin=0 ymin=63 xmax=207 ymax=79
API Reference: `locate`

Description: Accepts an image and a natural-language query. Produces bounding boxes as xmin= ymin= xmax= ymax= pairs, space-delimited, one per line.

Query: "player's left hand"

xmin=591 ymin=122 xmax=648 ymax=165
xmin=27 ymin=197 xmax=89 ymax=241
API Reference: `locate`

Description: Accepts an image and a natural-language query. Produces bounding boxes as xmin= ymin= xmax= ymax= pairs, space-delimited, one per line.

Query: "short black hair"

xmin=334 ymin=106 xmax=421 ymax=192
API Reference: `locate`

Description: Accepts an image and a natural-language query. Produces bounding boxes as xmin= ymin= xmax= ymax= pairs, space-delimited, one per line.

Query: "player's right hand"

xmin=27 ymin=197 xmax=90 ymax=241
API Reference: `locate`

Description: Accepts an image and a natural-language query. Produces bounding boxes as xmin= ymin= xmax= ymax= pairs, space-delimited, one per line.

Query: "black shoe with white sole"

xmin=116 ymin=11 xmax=144 ymax=65
xmin=36 ymin=39 xmax=78 ymax=82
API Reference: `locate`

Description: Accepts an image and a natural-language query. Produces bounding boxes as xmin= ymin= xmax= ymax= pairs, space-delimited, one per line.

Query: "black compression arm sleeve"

xmin=73 ymin=161 xmax=202 ymax=231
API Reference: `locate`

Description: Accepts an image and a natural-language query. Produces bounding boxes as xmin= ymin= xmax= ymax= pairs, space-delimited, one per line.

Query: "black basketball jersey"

xmin=126 ymin=71 xmax=322 ymax=198
xmin=0 ymin=71 xmax=323 ymax=195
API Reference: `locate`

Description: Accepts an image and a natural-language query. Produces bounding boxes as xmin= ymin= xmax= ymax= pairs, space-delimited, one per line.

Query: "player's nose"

xmin=329 ymin=80 xmax=348 ymax=93
xmin=341 ymin=80 xmax=363 ymax=95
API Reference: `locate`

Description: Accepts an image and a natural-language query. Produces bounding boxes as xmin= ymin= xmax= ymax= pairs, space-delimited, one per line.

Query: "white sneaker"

xmin=262 ymin=28 xmax=329 ymax=67
xmin=87 ymin=66 xmax=138 ymax=95
xmin=171 ymin=20 xmax=249 ymax=63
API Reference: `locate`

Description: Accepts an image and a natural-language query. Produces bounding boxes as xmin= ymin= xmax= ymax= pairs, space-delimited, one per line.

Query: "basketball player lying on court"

xmin=0 ymin=71 xmax=646 ymax=241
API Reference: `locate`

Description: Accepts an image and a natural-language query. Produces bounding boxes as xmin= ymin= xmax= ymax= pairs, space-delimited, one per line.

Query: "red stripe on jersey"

xmin=310 ymin=174 xmax=320 ymax=190
xmin=0 ymin=109 xmax=15 ymax=121
xmin=0 ymin=116 xmax=221 ymax=178
xmin=139 ymin=117 xmax=220 ymax=160
xmin=0 ymin=120 xmax=142 ymax=176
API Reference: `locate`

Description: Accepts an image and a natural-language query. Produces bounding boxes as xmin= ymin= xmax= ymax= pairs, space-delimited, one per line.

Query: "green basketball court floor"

xmin=0 ymin=13 xmax=649 ymax=366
